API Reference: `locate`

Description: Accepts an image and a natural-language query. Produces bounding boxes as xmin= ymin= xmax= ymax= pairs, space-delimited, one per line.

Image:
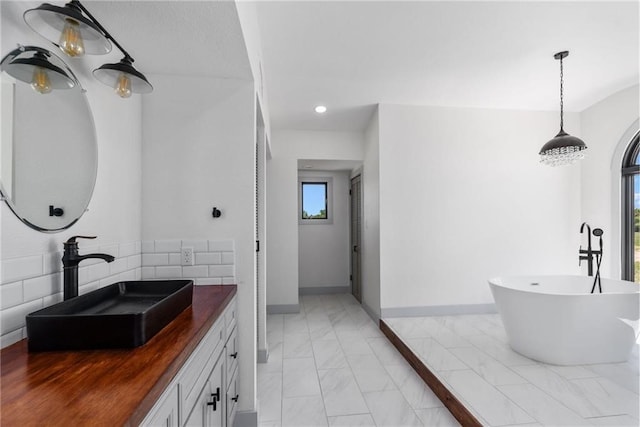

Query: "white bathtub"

xmin=488 ymin=275 xmax=640 ymax=365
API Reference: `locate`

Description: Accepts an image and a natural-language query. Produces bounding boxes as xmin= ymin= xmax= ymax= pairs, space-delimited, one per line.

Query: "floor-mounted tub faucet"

xmin=62 ymin=235 xmax=115 ymax=300
xmin=578 ymin=223 xmax=604 ymax=293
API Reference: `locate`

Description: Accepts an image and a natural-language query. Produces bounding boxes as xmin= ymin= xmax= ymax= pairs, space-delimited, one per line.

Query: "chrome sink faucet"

xmin=62 ymin=236 xmax=115 ymax=300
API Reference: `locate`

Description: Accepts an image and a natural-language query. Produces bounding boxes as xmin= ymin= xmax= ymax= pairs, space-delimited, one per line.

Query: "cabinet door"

xmin=141 ymin=384 xmax=178 ymax=427
xmin=184 ymin=356 xmax=224 ymax=427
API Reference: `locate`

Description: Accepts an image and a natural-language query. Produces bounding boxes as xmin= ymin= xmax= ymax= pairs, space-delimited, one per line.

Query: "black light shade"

xmin=2 ymin=50 xmax=75 ymax=90
xmin=93 ymin=57 xmax=153 ymax=95
xmin=539 ymin=130 xmax=587 ymax=166
xmin=23 ymin=2 xmax=111 ymax=56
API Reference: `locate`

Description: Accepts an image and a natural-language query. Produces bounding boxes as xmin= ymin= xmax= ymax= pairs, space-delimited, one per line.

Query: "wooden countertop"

xmin=0 ymin=285 xmax=237 ymax=427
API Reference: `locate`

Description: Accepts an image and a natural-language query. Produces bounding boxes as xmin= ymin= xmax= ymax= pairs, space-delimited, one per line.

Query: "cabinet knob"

xmin=231 ymin=394 xmax=239 ymax=402
xmin=230 ymin=352 xmax=238 ymax=359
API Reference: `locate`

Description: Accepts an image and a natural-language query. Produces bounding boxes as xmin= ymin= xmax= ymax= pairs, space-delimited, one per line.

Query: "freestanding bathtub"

xmin=488 ymin=276 xmax=639 ymax=365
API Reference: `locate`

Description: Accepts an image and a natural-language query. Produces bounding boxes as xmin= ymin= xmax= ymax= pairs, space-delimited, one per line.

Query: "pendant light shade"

xmin=2 ymin=48 xmax=76 ymax=93
xmin=93 ymin=56 xmax=153 ymax=98
xmin=539 ymin=51 xmax=587 ymax=166
xmin=22 ymin=0 xmax=152 ymax=97
xmin=23 ymin=2 xmax=112 ymax=57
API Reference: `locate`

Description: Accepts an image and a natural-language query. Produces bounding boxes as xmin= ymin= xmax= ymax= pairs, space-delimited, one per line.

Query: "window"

xmin=621 ymin=132 xmax=640 ymax=282
xmin=299 ymin=177 xmax=333 ymax=224
xmin=301 ymin=182 xmax=327 ymax=219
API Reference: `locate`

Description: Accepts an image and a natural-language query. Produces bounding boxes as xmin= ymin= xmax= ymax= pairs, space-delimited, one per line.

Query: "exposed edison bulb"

xmin=31 ymin=67 xmax=52 ymax=94
xmin=115 ymin=74 xmax=132 ymax=98
xmin=59 ymin=19 xmax=85 ymax=57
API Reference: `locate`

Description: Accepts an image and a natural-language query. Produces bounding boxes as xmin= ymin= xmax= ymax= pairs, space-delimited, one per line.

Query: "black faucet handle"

xmin=65 ymin=235 xmax=97 ymax=244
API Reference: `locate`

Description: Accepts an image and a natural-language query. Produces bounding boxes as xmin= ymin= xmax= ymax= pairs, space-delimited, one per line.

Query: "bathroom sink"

xmin=26 ymin=280 xmax=193 ymax=351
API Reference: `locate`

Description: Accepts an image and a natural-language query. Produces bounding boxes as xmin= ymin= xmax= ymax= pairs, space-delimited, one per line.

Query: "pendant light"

xmin=1 ymin=47 xmax=76 ymax=94
xmin=539 ymin=51 xmax=587 ymax=166
xmin=23 ymin=1 xmax=152 ymax=97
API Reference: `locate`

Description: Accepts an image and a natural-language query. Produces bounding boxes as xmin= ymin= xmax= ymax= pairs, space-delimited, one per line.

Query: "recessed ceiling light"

xmin=314 ymin=105 xmax=327 ymax=114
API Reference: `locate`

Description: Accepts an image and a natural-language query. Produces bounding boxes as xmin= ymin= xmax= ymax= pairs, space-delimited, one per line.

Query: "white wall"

xmin=361 ymin=110 xmax=381 ymax=318
xmin=1 ymin=1 xmax=142 ymax=347
xmin=141 ymin=73 xmax=256 ymax=415
xmin=377 ymin=104 xmax=582 ymax=313
xmin=267 ymin=130 xmax=363 ymax=307
xmin=298 ymin=170 xmax=350 ymax=290
xmin=580 ymin=85 xmax=640 ymax=279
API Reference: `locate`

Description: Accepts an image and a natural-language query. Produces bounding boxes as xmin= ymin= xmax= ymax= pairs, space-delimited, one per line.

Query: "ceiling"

xmin=4 ymin=1 xmax=638 ymax=133
xmin=255 ymin=1 xmax=639 ymax=131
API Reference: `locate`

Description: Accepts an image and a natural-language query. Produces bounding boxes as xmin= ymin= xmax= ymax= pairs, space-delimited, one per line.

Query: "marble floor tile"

xmin=545 ymin=364 xmax=600 ymax=380
xmin=363 ymin=390 xmax=423 ymax=427
xmin=283 ymin=313 xmax=309 ymax=335
xmin=327 ymin=414 xmax=376 ymax=427
xmin=588 ymin=414 xmax=640 ymax=426
xmin=439 ymin=369 xmax=535 ymax=426
xmin=350 ymin=353 xmax=397 ymax=392
xmin=283 ymin=333 xmax=314 ymax=359
xmin=496 ymin=383 xmax=588 ymax=426
xmin=466 ymin=334 xmax=537 ymax=367
xmin=405 ymin=337 xmax=467 ymax=371
xmin=512 ymin=365 xmax=619 ymax=418
xmin=282 ymin=358 xmax=321 ymax=398
xmin=337 ymin=330 xmax=375 ymax=356
xmin=367 ymin=337 xmax=410 ymax=366
xmin=414 ymin=407 xmax=461 ymax=427
xmin=258 ymin=372 xmax=283 ymax=423
xmin=282 ymin=396 xmax=328 ymax=427
xmin=585 ymin=362 xmax=640 ymax=394
xmin=570 ymin=376 xmax=639 ymax=419
xmin=385 ymin=317 xmax=433 ymax=339
xmin=449 ymin=346 xmax=527 ymax=386
xmin=318 ymin=368 xmax=369 ymax=417
xmin=259 ymin=421 xmax=282 ymax=427
xmin=384 ymin=363 xmax=443 ymax=409
xmin=312 ymin=339 xmax=349 ymax=370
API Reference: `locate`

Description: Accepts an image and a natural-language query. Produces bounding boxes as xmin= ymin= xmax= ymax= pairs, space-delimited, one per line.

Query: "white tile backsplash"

xmin=141 ymin=238 xmax=236 ymax=284
xmin=0 ymin=240 xmax=143 ymax=349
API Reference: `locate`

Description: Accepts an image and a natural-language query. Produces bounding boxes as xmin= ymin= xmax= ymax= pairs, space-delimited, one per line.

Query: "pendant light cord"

xmin=559 ymin=55 xmax=564 ymax=132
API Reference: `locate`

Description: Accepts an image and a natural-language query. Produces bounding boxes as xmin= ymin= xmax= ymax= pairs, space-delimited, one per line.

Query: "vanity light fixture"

xmin=315 ymin=105 xmax=327 ymax=114
xmin=1 ymin=46 xmax=76 ymax=94
xmin=23 ymin=0 xmax=152 ymax=98
xmin=539 ymin=51 xmax=587 ymax=166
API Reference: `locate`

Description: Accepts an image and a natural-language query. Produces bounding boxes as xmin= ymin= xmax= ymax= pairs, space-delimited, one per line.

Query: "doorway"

xmin=350 ymin=175 xmax=362 ymax=302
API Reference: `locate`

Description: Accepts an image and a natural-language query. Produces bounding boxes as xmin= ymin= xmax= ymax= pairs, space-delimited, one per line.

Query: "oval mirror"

xmin=1 ymin=46 xmax=97 ymax=232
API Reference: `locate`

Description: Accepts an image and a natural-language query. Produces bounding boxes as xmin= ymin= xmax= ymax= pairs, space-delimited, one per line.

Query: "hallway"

xmin=257 ymin=294 xmax=459 ymax=426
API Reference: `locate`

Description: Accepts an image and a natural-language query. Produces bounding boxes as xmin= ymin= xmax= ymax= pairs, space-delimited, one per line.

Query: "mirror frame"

xmin=0 ymin=45 xmax=98 ymax=232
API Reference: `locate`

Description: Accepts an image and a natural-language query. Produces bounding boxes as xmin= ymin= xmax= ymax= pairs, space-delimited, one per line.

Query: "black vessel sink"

xmin=26 ymin=280 xmax=193 ymax=352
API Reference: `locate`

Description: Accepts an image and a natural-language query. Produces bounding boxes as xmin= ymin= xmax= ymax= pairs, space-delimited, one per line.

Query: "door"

xmin=350 ymin=175 xmax=362 ymax=302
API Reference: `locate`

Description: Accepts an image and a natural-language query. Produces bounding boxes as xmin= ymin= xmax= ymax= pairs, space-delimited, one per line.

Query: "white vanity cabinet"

xmin=141 ymin=295 xmax=237 ymax=427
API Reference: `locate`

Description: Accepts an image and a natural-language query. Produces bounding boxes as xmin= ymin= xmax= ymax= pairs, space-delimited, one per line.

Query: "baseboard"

xmin=381 ymin=303 xmax=496 ymax=318
xmin=257 ymin=348 xmax=269 ymax=363
xmin=266 ymin=304 xmax=300 ymax=314
xmin=233 ymin=410 xmax=258 ymax=427
xmin=299 ymin=285 xmax=350 ymax=295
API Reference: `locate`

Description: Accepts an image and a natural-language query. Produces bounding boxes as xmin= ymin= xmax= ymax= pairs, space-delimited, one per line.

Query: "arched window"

xmin=621 ymin=132 xmax=640 ymax=281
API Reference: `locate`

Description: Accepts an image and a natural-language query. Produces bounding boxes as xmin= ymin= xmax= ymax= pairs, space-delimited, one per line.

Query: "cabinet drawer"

xmin=225 ymin=326 xmax=238 ymax=386
xmin=180 ymin=319 xmax=224 ymax=424
xmin=226 ymin=370 xmax=239 ymax=427
xmin=224 ymin=298 xmax=237 ymax=333
xmin=140 ymin=383 xmax=178 ymax=427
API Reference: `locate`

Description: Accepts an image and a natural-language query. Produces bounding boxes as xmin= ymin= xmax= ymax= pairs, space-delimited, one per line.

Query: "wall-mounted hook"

xmin=212 ymin=207 xmax=222 ymax=218
xmin=49 ymin=205 xmax=64 ymax=217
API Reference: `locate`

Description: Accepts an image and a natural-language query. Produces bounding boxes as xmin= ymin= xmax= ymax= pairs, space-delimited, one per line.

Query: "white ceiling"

xmin=5 ymin=1 xmax=638 ymax=133
xmin=255 ymin=1 xmax=639 ymax=131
